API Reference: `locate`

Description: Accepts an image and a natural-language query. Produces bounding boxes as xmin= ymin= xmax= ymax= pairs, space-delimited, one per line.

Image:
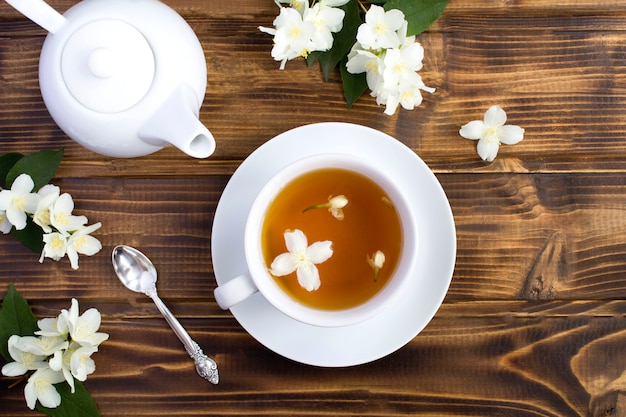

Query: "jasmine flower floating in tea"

xmin=368 ymin=250 xmax=386 ymax=282
xmin=302 ymin=194 xmax=348 ymax=220
xmin=269 ymin=229 xmax=333 ymax=291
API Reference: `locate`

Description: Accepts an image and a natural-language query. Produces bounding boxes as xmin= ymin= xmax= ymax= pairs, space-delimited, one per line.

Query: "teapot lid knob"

xmin=61 ymin=19 xmax=155 ymax=113
xmin=87 ymin=47 xmax=118 ymax=79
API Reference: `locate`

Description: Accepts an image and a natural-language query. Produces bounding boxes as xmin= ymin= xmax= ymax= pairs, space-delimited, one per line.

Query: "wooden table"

xmin=2 ymin=1 xmax=626 ymax=416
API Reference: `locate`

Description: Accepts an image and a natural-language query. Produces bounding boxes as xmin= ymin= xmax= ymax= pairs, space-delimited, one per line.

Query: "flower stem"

xmin=357 ymin=0 xmax=368 ymax=14
xmin=302 ymin=203 xmax=328 ymax=213
xmin=8 ymin=374 xmax=28 ymax=389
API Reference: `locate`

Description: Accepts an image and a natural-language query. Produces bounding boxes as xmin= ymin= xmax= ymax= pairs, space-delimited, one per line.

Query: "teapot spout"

xmin=5 ymin=0 xmax=65 ymax=33
xmin=138 ymin=84 xmax=216 ymax=159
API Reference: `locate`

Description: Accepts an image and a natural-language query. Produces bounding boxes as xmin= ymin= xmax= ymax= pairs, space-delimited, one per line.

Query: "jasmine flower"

xmin=459 ymin=105 xmax=525 ymax=162
xmin=49 ymin=193 xmax=88 ymax=234
xmin=33 ymin=184 xmax=60 ymax=233
xmin=356 ymin=5 xmax=405 ymax=50
xmin=62 ymin=298 xmax=109 ymax=348
xmin=1 ymin=335 xmax=48 ymax=377
xmin=368 ymin=250 xmax=385 ymax=282
xmin=302 ymin=194 xmax=348 ymax=220
xmin=66 ymin=222 xmax=103 ymax=270
xmin=0 ymin=173 xmax=40 ymax=230
xmin=259 ymin=6 xmax=317 ymax=69
xmin=24 ymin=368 xmax=65 ymax=409
xmin=270 ymin=229 xmax=333 ymax=291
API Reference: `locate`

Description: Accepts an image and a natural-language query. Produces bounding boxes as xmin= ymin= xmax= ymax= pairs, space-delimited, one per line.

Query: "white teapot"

xmin=6 ymin=0 xmax=216 ymax=158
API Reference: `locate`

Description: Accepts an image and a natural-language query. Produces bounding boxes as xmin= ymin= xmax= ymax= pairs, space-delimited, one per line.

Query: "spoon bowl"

xmin=112 ymin=245 xmax=219 ymax=384
xmin=112 ymin=245 xmax=157 ymax=293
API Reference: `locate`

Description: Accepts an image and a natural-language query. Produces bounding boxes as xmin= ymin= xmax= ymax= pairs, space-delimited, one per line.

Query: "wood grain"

xmin=2 ymin=0 xmax=626 ymax=416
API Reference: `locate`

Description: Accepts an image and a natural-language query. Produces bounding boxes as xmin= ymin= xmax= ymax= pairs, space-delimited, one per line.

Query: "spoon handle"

xmin=149 ymin=293 xmax=219 ymax=384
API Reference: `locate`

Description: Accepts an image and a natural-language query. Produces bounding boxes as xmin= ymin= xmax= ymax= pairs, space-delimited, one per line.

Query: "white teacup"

xmin=213 ymin=153 xmax=418 ymax=327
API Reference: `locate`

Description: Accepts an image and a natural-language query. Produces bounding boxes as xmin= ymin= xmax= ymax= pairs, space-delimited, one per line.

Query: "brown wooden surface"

xmin=2 ymin=0 xmax=626 ymax=416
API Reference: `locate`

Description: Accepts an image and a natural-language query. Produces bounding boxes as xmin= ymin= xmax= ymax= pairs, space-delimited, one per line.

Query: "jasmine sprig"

xmin=259 ymin=0 xmax=448 ymax=110
xmin=0 ymin=285 xmax=105 ymax=416
xmin=368 ymin=250 xmax=386 ymax=282
xmin=0 ymin=150 xmax=102 ymax=268
xmin=302 ymin=194 xmax=348 ymax=220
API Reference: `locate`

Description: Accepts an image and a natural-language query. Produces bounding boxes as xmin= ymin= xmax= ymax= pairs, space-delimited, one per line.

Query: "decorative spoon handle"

xmin=146 ymin=285 xmax=219 ymax=384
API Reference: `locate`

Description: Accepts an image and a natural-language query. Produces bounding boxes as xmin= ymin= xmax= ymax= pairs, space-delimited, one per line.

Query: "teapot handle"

xmin=5 ymin=0 xmax=65 ymax=33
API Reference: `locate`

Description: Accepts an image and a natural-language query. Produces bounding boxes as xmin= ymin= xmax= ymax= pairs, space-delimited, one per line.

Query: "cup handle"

xmin=214 ymin=274 xmax=258 ymax=310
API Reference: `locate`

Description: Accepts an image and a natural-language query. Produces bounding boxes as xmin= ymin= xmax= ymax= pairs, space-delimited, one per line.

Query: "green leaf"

xmin=312 ymin=0 xmax=361 ymax=81
xmin=306 ymin=50 xmax=322 ymax=67
xmin=340 ymin=58 xmax=368 ymax=108
xmin=384 ymin=0 xmax=448 ymax=36
xmin=0 ymin=153 xmax=24 ymax=189
xmin=6 ymin=149 xmax=64 ymax=190
xmin=12 ymin=217 xmax=45 ymax=254
xmin=0 ymin=284 xmax=38 ymax=361
xmin=37 ymin=381 xmax=101 ymax=417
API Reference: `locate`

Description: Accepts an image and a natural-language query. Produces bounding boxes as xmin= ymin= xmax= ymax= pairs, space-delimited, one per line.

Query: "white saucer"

xmin=212 ymin=122 xmax=456 ymax=367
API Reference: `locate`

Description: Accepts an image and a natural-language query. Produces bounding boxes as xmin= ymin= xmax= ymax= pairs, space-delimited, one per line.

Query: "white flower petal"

xmin=385 ymin=8 xmax=406 ymax=31
xmin=0 ymin=211 xmax=12 ymax=233
xmin=305 ymin=240 xmax=333 ymax=264
xmin=346 ymin=49 xmax=380 ymax=75
xmin=6 ymin=206 xmax=27 ymax=230
xmin=384 ymin=93 xmax=400 ymax=116
xmin=258 ymin=26 xmax=276 ymax=36
xmin=70 ymin=347 xmax=97 ymax=381
xmin=67 ymin=247 xmax=80 ymax=269
xmin=24 ymin=379 xmax=38 ymax=410
xmin=11 ymin=173 xmax=35 ymax=194
xmin=0 ymin=191 xmax=10 ymax=211
xmin=270 ymin=252 xmax=298 ymax=276
xmin=2 ymin=361 xmax=28 ymax=376
xmin=401 ymin=42 xmax=425 ymax=71
xmin=37 ymin=184 xmax=59 ymax=198
xmin=36 ymin=317 xmax=63 ymax=337
xmin=283 ymin=229 xmax=308 ymax=253
xmin=78 ymin=309 xmax=102 ymax=333
xmin=499 ymin=125 xmax=525 ymax=145
xmin=477 ymin=138 xmax=500 ymax=162
xmin=296 ymin=263 xmax=321 ymax=291
xmin=459 ymin=120 xmax=485 ymax=140
xmin=37 ymin=385 xmax=62 ymax=409
xmin=484 ymin=105 xmax=506 ymax=127
xmin=329 ymin=195 xmax=348 ymax=209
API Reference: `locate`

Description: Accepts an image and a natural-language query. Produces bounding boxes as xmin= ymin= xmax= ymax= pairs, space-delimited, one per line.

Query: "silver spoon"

xmin=111 ymin=245 xmax=219 ymax=384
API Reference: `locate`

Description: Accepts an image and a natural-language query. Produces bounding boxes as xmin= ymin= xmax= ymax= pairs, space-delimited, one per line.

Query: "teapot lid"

xmin=61 ymin=19 xmax=155 ymax=113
